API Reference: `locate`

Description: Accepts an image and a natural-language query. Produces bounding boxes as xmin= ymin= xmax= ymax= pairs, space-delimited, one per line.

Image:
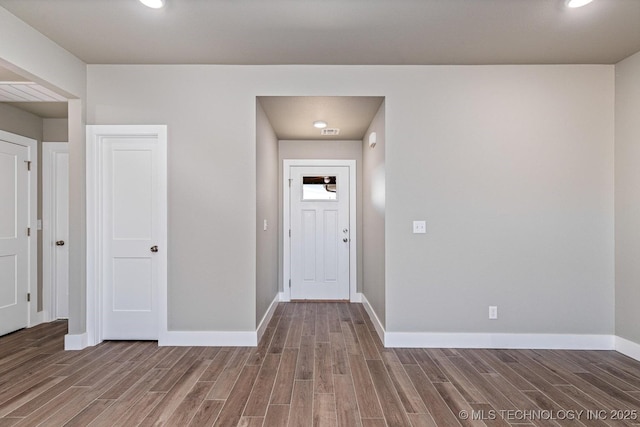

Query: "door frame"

xmin=283 ymin=159 xmax=357 ymax=302
xmin=42 ymin=142 xmax=69 ymax=321
xmin=0 ymin=130 xmax=38 ymax=327
xmin=86 ymin=125 xmax=167 ymax=346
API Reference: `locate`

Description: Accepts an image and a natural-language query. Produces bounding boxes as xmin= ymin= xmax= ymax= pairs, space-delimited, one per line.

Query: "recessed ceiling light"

xmin=565 ymin=0 xmax=594 ymax=8
xmin=139 ymin=0 xmax=165 ymax=9
xmin=313 ymin=120 xmax=328 ymax=129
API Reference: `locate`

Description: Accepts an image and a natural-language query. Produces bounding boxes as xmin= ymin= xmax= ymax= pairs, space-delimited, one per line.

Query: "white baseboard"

xmin=383 ymin=332 xmax=614 ymax=350
xmin=64 ymin=332 xmax=88 ymax=350
xmin=159 ymin=331 xmax=257 ymax=347
xmin=615 ymin=336 xmax=640 ymax=362
xmin=359 ymin=295 xmax=615 ymax=351
xmin=279 ymin=292 xmax=288 ymax=302
xmin=360 ymin=293 xmax=385 ymax=343
xmin=257 ymin=294 xmax=280 ymax=342
xmin=351 ymin=292 xmax=362 ymax=303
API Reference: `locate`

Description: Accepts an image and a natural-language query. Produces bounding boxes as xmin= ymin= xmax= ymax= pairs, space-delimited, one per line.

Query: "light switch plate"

xmin=413 ymin=220 xmax=426 ymax=234
xmin=489 ymin=306 xmax=498 ymax=320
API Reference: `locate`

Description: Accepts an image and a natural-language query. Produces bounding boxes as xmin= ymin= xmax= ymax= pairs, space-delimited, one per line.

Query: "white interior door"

xmin=43 ymin=143 xmax=70 ymax=320
xmin=102 ymin=137 xmax=161 ymax=340
xmin=0 ymin=139 xmax=29 ymax=336
xmin=54 ymin=150 xmax=69 ymax=318
xmin=290 ymin=166 xmax=350 ymax=300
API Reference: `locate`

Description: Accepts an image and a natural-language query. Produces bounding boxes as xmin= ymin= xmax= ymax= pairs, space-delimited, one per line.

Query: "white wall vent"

xmin=321 ymin=128 xmax=340 ymax=136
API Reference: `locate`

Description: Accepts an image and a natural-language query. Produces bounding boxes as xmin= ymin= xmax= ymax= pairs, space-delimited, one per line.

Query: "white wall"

xmin=386 ymin=66 xmax=614 ymax=334
xmin=256 ymin=100 xmax=279 ymax=326
xmin=615 ymin=51 xmax=640 ymax=345
xmin=0 ymin=103 xmax=43 ymax=141
xmin=362 ymin=101 xmax=386 ymax=326
xmin=43 ymin=118 xmax=69 ymax=142
xmin=87 ymin=64 xmax=614 ymax=337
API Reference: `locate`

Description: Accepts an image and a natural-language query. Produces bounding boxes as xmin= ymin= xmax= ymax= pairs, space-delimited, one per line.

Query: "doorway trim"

xmin=85 ymin=125 xmax=167 ymax=347
xmin=283 ymin=159 xmax=357 ymax=302
xmin=42 ymin=142 xmax=69 ymax=322
xmin=0 ymin=130 xmax=38 ymax=327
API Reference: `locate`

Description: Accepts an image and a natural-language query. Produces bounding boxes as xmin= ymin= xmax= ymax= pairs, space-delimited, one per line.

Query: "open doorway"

xmin=255 ymin=96 xmax=386 ymax=328
xmin=1 ymin=63 xmax=70 ymax=331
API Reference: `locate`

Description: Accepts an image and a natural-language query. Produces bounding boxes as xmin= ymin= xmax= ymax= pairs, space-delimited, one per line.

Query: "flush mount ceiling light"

xmin=139 ymin=0 xmax=165 ymax=9
xmin=565 ymin=0 xmax=594 ymax=8
xmin=313 ymin=120 xmax=328 ymax=129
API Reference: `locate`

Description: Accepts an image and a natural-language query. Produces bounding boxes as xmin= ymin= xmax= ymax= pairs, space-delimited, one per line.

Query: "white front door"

xmin=0 ymin=139 xmax=29 ymax=336
xmin=102 ymin=137 xmax=162 ymax=340
xmin=290 ymin=166 xmax=350 ymax=300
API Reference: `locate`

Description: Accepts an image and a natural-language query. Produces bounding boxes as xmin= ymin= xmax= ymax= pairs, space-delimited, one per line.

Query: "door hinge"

xmin=289 ymin=229 xmax=291 ymax=238
xmin=289 ymin=279 xmax=291 ymax=288
xmin=27 ymin=227 xmax=31 ymax=237
xmin=27 ymin=293 xmax=31 ymax=302
xmin=25 ymin=160 xmax=31 ymax=171
xmin=288 ymin=178 xmax=292 ymax=187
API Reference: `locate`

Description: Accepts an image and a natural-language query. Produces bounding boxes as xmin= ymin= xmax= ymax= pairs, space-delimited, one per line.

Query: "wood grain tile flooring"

xmin=1 ymin=303 xmax=640 ymax=426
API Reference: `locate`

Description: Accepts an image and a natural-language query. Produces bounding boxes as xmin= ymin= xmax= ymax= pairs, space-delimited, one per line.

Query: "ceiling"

xmin=1 ymin=1 xmax=638 ymax=124
xmin=0 ymin=0 xmax=639 ymax=66
xmin=259 ymin=97 xmax=383 ymax=140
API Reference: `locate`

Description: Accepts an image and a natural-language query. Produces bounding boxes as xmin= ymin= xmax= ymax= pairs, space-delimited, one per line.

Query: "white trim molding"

xmin=360 ymin=293 xmax=384 ymax=342
xmin=257 ymin=294 xmax=280 ymax=342
xmin=383 ymin=332 xmax=614 ymax=350
xmin=283 ymin=159 xmax=358 ymax=302
xmin=615 ymin=336 xmax=640 ymax=362
xmin=361 ymin=293 xmax=614 ymax=350
xmin=64 ymin=332 xmax=88 ymax=350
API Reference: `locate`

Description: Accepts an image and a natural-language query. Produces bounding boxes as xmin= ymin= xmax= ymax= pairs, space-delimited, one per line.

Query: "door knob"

xmin=343 ymin=238 xmax=349 ymax=243
xmin=343 ymin=228 xmax=348 ymax=233
xmin=56 ymin=240 xmax=65 ymax=246
xmin=150 ymin=246 xmax=158 ymax=253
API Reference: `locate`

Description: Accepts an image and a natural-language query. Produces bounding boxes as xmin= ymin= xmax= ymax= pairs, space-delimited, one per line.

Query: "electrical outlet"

xmin=489 ymin=306 xmax=498 ymax=320
xmin=413 ymin=220 xmax=426 ymax=234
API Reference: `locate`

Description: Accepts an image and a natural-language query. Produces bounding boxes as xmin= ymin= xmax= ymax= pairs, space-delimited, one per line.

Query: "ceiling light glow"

xmin=313 ymin=120 xmax=328 ymax=129
xmin=140 ymin=0 xmax=165 ymax=9
xmin=565 ymin=0 xmax=594 ymax=8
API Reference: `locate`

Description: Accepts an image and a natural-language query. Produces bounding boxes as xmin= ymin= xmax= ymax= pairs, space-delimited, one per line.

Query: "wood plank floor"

xmin=1 ymin=303 xmax=640 ymax=426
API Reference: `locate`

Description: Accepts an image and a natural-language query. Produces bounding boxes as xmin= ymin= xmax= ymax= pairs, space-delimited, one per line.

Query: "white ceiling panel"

xmin=0 ymin=82 xmax=68 ymax=102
